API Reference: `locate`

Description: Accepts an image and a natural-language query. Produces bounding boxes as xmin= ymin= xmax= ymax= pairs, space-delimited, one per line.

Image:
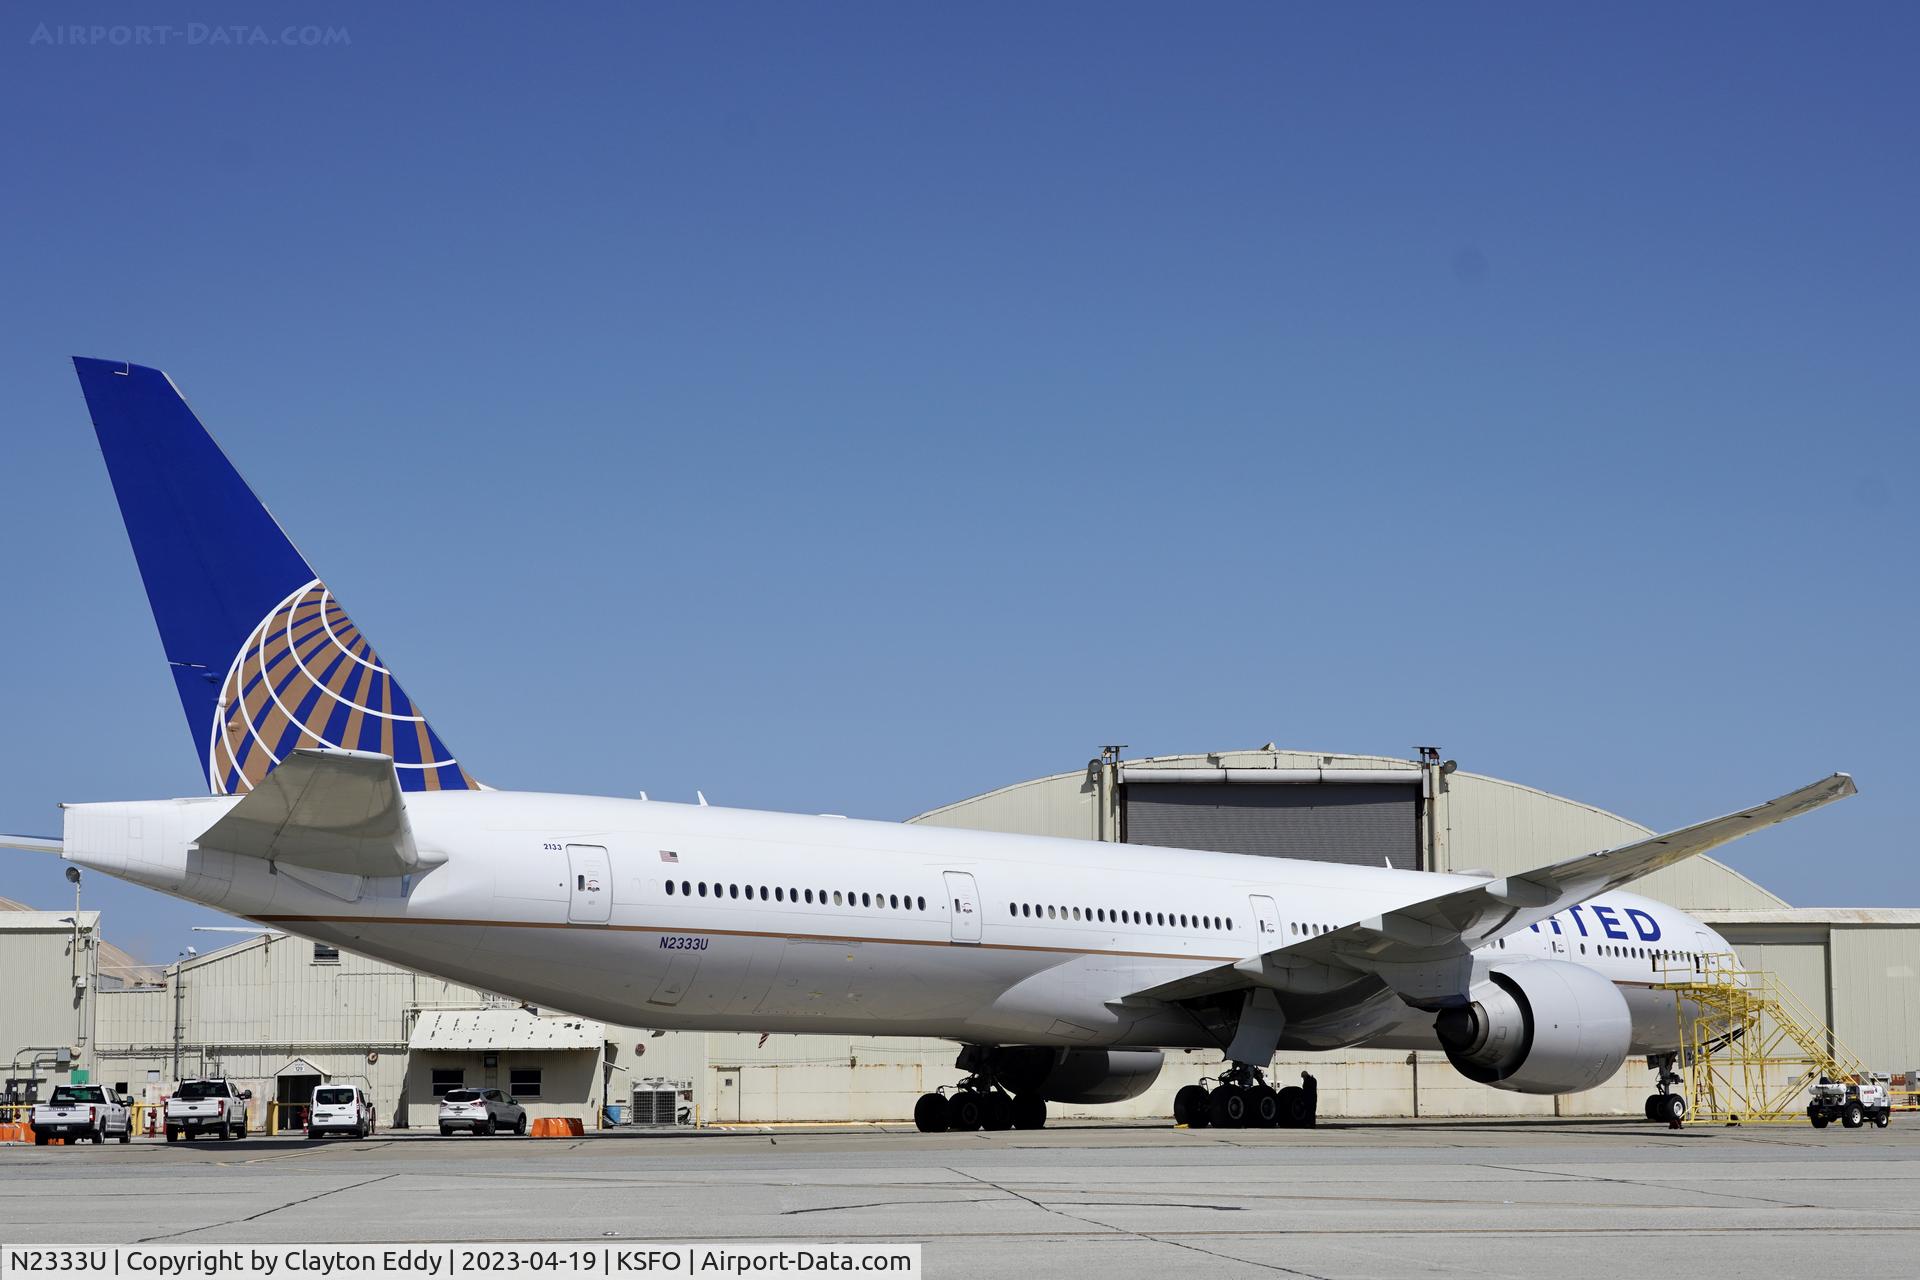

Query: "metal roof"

xmin=1694 ymin=907 xmax=1920 ymax=926
xmin=408 ymin=1008 xmax=604 ymax=1051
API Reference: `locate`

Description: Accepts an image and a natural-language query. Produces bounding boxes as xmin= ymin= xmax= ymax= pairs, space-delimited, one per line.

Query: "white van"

xmin=307 ymin=1083 xmax=375 ymax=1140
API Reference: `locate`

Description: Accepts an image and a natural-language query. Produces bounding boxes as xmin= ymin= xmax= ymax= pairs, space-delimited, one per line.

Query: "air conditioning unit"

xmin=630 ymin=1079 xmax=692 ymax=1126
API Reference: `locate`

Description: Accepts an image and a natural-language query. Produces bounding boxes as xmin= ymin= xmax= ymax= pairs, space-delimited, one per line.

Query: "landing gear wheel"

xmin=1173 ymin=1084 xmax=1211 ymax=1128
xmin=947 ymin=1091 xmax=984 ymax=1132
xmin=1657 ymin=1094 xmax=1687 ymax=1124
xmin=1010 ymin=1093 xmax=1047 ymax=1130
xmin=979 ymin=1092 xmax=1012 ymax=1131
xmin=1643 ymin=1095 xmax=1659 ymax=1122
xmin=1209 ymin=1085 xmax=1247 ymax=1129
xmin=1247 ymin=1085 xmax=1280 ymax=1128
xmin=913 ymin=1092 xmax=950 ymax=1133
xmin=1842 ymin=1102 xmax=1864 ymax=1129
xmin=1275 ymin=1086 xmax=1310 ymax=1128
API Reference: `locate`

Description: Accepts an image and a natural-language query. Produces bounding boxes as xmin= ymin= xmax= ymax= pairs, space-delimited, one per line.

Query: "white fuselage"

xmin=61 ymin=791 xmax=1729 ymax=1055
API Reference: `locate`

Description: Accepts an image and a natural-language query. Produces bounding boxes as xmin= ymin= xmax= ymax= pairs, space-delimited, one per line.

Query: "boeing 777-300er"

xmin=4 ymin=358 xmax=1856 ymax=1131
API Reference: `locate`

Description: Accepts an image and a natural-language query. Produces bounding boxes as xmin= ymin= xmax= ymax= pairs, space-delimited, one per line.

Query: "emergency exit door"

xmin=944 ymin=871 xmax=982 ymax=943
xmin=567 ymin=845 xmax=611 ymax=923
xmin=1249 ymin=894 xmax=1282 ymax=946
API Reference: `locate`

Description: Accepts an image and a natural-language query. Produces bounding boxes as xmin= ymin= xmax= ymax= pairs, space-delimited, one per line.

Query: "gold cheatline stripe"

xmin=253 ymin=913 xmax=1242 ymax=964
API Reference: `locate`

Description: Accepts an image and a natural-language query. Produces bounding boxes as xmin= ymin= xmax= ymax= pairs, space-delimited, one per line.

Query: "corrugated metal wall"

xmin=1830 ymin=928 xmax=1920 ymax=1070
xmin=0 ymin=920 xmax=96 ymax=1081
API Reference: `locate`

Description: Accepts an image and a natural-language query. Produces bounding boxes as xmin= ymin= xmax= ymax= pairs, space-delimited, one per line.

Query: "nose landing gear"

xmin=1643 ymin=1054 xmax=1687 ymax=1124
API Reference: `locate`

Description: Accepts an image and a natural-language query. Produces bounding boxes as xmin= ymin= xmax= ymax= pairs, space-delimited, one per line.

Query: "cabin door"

xmin=1248 ymin=894 xmax=1282 ymax=947
xmin=944 ymin=871 xmax=982 ymax=944
xmin=567 ymin=845 xmax=612 ymax=923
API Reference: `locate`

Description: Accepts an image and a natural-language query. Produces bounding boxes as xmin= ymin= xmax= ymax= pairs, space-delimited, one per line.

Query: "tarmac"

xmin=0 ymin=1118 xmax=1913 ymax=1279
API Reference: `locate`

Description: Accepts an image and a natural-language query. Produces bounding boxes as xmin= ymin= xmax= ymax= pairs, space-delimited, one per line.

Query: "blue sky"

xmin=2 ymin=3 xmax=1914 ymax=963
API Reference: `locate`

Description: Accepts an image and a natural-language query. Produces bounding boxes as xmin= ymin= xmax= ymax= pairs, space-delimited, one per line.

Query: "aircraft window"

xmin=1226 ymin=918 xmax=1233 ymax=930
xmin=772 ymin=887 xmax=782 ymax=902
xmin=697 ymin=882 xmax=708 ymax=897
xmin=833 ymin=891 xmax=844 ymax=906
xmin=1580 ymin=943 xmax=1587 ymax=954
xmin=802 ymin=889 xmax=813 ymax=904
xmin=1045 ymin=905 xmax=1055 ymax=919
xmin=759 ymin=886 xmax=768 ymax=900
xmin=1156 ymin=913 xmax=1166 ymax=926
xmin=891 ymin=894 xmax=899 ymax=909
xmin=1179 ymin=914 xmax=1188 ymax=928
xmin=724 ymin=884 xmax=735 ymax=899
xmin=666 ymin=880 xmax=676 ymax=895
xmin=1072 ymin=907 xmax=1082 ymax=921
xmin=860 ymin=893 xmax=870 ymax=908
xmin=917 ymin=896 xmax=926 ymax=910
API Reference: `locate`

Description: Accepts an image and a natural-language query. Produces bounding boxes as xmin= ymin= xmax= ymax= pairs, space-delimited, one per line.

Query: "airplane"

xmin=3 ymin=357 xmax=1855 ymax=1133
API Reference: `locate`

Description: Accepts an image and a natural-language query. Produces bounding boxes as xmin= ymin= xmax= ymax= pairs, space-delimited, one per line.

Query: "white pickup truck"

xmin=165 ymin=1078 xmax=251 ymax=1141
xmin=30 ymin=1084 xmax=132 ymax=1145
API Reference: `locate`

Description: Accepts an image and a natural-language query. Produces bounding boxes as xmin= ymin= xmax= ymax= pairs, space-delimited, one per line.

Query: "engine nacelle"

xmin=1434 ymin=960 xmax=1632 ymax=1094
xmin=973 ymin=1047 xmax=1164 ymax=1104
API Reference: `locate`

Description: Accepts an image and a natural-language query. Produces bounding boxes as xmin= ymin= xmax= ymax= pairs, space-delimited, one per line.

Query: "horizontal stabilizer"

xmin=195 ymin=748 xmax=422 ymax=879
xmin=1 ymin=834 xmax=64 ymax=855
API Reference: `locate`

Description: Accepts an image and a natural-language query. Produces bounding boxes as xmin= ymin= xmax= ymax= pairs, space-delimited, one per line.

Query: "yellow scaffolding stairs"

xmin=1655 ymin=953 xmax=1870 ymax=1126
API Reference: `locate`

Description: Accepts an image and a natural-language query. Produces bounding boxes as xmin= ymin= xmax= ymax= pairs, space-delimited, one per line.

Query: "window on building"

xmin=312 ymin=942 xmax=340 ymax=964
xmin=430 ymin=1068 xmax=464 ymax=1098
xmin=509 ymin=1068 xmax=542 ymax=1099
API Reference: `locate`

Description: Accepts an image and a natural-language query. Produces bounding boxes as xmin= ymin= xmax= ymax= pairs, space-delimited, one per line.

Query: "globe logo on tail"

xmin=209 ymin=579 xmax=475 ymax=795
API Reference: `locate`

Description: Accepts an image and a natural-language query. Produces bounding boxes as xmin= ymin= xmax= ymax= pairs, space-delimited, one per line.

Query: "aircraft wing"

xmin=1128 ymin=773 xmax=1856 ymax=1005
xmin=195 ymin=748 xmax=423 ymax=879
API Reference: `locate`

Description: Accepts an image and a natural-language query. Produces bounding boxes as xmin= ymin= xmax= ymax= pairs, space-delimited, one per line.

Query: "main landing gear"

xmin=913 ymin=1082 xmax=1045 ymax=1133
xmin=1644 ymin=1053 xmax=1687 ymax=1124
xmin=1175 ymin=1066 xmax=1317 ymax=1129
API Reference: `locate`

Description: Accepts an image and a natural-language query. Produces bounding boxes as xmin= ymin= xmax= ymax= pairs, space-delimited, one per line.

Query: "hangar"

xmin=3 ymin=747 xmax=1913 ymax=1127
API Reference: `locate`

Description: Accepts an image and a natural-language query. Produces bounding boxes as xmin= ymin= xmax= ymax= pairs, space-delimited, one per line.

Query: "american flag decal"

xmin=659 ymin=850 xmax=679 ymax=863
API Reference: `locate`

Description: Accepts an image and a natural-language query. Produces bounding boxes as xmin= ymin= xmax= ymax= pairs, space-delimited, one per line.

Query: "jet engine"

xmin=974 ymin=1047 xmax=1164 ymax=1104
xmin=1433 ymin=960 xmax=1632 ymax=1094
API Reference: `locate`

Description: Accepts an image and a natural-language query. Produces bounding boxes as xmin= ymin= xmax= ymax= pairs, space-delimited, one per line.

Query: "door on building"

xmin=276 ymin=1073 xmax=321 ymax=1133
xmin=943 ymin=871 xmax=982 ymax=944
xmin=1248 ymin=895 xmax=1282 ymax=947
xmin=715 ymin=1068 xmax=741 ymax=1123
xmin=567 ymin=845 xmax=611 ymax=924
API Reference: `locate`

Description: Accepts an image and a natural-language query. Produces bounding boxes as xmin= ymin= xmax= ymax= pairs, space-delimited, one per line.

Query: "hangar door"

xmin=1121 ymin=770 xmax=1422 ymax=869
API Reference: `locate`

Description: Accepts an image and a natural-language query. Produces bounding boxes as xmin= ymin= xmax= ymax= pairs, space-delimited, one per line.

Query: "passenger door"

xmin=567 ymin=844 xmax=612 ymax=924
xmin=943 ymin=871 xmax=982 ymax=944
xmin=1248 ymin=895 xmax=1282 ymax=948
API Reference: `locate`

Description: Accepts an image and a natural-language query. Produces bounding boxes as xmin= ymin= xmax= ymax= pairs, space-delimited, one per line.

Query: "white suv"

xmin=307 ymin=1084 xmax=375 ymax=1140
xmin=438 ymin=1088 xmax=527 ymax=1136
